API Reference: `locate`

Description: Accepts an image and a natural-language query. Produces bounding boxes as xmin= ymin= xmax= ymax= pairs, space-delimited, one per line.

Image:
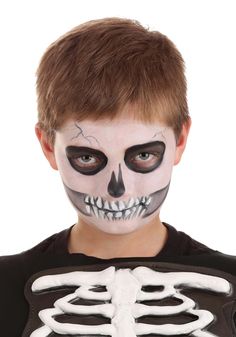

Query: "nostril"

xmin=108 ymin=184 xmax=125 ymax=198
xmin=107 ymin=168 xmax=125 ymax=198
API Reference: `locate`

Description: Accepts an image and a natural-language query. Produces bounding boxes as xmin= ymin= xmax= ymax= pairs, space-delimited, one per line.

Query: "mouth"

xmin=84 ymin=195 xmax=151 ymax=221
xmin=63 ymin=183 xmax=170 ymax=221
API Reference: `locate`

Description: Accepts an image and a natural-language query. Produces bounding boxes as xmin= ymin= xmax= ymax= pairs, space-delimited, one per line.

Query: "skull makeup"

xmin=54 ymin=117 xmax=177 ymax=234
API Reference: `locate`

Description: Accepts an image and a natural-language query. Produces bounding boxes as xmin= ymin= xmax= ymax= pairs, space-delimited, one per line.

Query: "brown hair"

xmin=36 ymin=17 xmax=189 ymax=144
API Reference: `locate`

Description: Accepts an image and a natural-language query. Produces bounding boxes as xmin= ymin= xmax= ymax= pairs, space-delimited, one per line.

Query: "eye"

xmin=66 ymin=146 xmax=107 ymax=175
xmin=124 ymin=141 xmax=166 ymax=174
xmin=74 ymin=155 xmax=98 ymax=167
xmin=134 ymin=152 xmax=156 ymax=161
xmin=136 ymin=152 xmax=150 ymax=160
xmin=132 ymin=152 xmax=162 ymax=167
xmin=68 ymin=153 xmax=102 ymax=171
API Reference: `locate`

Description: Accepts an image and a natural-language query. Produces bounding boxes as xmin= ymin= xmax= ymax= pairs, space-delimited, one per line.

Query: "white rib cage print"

xmin=30 ymin=266 xmax=231 ymax=337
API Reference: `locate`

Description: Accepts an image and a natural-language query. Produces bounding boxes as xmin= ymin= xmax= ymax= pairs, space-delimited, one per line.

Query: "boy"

xmin=1 ymin=17 xmax=236 ymax=337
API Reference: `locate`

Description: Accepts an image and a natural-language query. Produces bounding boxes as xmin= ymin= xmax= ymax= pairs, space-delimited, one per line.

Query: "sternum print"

xmin=30 ymin=266 xmax=231 ymax=337
xmin=108 ymin=269 xmax=141 ymax=337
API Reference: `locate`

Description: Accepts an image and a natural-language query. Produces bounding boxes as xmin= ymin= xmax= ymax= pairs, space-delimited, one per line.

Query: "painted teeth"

xmin=135 ymin=198 xmax=140 ymax=206
xmin=127 ymin=198 xmax=135 ymax=208
xmin=104 ymin=200 xmax=110 ymax=209
xmin=130 ymin=206 xmax=137 ymax=217
xmin=92 ymin=206 xmax=99 ymax=218
xmin=118 ymin=200 xmax=126 ymax=210
xmin=96 ymin=196 xmax=103 ymax=208
xmin=86 ymin=205 xmax=91 ymax=214
xmin=115 ymin=211 xmax=123 ymax=218
xmin=107 ymin=213 xmax=113 ymax=220
xmin=136 ymin=205 xmax=143 ymax=217
xmin=110 ymin=201 xmax=119 ymax=211
xmin=124 ymin=209 xmax=131 ymax=218
xmin=84 ymin=194 xmax=151 ymax=218
xmin=98 ymin=209 xmax=105 ymax=218
xmin=87 ymin=205 xmax=147 ymax=221
xmin=141 ymin=197 xmax=146 ymax=203
xmin=140 ymin=208 xmax=146 ymax=217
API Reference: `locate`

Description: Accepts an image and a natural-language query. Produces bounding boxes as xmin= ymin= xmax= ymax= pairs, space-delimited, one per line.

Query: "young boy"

xmin=1 ymin=17 xmax=236 ymax=337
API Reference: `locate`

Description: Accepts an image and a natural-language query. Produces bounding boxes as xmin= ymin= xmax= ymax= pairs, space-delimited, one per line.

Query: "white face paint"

xmin=54 ymin=117 xmax=177 ymax=234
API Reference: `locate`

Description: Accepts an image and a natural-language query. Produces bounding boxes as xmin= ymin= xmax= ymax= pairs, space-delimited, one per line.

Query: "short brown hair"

xmin=36 ymin=17 xmax=189 ymax=144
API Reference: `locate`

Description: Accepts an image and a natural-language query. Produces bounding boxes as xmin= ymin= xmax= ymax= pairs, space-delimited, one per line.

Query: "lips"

xmin=63 ymin=182 xmax=170 ymax=221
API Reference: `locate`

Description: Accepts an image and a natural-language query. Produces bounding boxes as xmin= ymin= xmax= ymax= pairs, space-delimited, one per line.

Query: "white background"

xmin=0 ymin=0 xmax=235 ymax=255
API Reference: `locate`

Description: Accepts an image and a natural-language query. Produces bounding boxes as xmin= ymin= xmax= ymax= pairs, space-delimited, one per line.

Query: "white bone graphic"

xmin=30 ymin=266 xmax=231 ymax=337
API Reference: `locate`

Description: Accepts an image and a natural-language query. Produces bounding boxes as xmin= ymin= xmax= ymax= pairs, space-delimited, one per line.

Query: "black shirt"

xmin=1 ymin=223 xmax=236 ymax=336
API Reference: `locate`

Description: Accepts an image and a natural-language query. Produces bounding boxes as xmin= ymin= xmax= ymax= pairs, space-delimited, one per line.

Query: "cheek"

xmin=124 ymin=147 xmax=175 ymax=195
xmin=128 ymin=164 xmax=173 ymax=195
xmin=55 ymin=149 xmax=112 ymax=195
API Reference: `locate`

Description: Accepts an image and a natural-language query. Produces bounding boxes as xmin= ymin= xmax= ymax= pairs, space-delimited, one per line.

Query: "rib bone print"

xmin=30 ymin=266 xmax=231 ymax=337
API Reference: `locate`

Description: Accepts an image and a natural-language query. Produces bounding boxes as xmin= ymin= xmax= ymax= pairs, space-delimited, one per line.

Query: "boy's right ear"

xmin=35 ymin=124 xmax=58 ymax=170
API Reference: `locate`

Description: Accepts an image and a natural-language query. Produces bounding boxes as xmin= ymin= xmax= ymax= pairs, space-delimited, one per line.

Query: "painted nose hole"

xmin=107 ymin=164 xmax=125 ymax=198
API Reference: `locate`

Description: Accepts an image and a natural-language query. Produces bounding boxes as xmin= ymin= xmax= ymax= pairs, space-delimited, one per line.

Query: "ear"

xmin=174 ymin=118 xmax=191 ymax=165
xmin=35 ymin=123 xmax=58 ymax=170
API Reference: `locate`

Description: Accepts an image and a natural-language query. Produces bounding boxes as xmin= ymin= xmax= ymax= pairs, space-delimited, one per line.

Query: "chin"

xmin=98 ymin=224 xmax=142 ymax=235
xmin=80 ymin=211 xmax=159 ymax=235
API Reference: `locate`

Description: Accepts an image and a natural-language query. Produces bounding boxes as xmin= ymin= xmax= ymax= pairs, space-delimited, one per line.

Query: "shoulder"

xmin=163 ymin=224 xmax=236 ymax=275
xmin=0 ymin=252 xmax=26 ymax=277
xmin=0 ymin=250 xmax=35 ymax=286
xmin=178 ymin=230 xmax=215 ymax=255
xmin=202 ymin=251 xmax=236 ymax=276
xmin=0 ymin=252 xmax=31 ymax=326
xmin=164 ymin=223 xmax=215 ymax=256
xmin=0 ymin=237 xmax=50 ymax=278
xmin=177 ymin=229 xmax=236 ymax=275
xmin=163 ymin=250 xmax=236 ymax=277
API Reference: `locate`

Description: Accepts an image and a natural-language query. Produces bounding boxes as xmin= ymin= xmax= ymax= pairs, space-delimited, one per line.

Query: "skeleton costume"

xmin=1 ymin=119 xmax=236 ymax=336
xmin=1 ymin=224 xmax=236 ymax=337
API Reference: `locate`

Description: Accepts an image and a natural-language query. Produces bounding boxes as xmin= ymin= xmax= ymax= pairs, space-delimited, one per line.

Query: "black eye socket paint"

xmin=66 ymin=146 xmax=108 ymax=175
xmin=124 ymin=141 xmax=166 ymax=173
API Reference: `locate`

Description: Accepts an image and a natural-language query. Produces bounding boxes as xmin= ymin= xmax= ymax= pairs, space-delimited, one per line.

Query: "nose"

xmin=107 ymin=164 xmax=125 ymax=198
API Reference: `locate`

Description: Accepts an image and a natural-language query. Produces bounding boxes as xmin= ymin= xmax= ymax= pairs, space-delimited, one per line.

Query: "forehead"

xmin=55 ymin=118 xmax=174 ymax=149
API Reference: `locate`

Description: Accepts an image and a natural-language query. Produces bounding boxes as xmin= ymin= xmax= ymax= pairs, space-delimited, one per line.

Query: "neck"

xmin=68 ymin=216 xmax=168 ymax=259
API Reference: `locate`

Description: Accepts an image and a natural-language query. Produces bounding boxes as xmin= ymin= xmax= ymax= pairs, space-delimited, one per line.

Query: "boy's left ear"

xmin=174 ymin=118 xmax=191 ymax=165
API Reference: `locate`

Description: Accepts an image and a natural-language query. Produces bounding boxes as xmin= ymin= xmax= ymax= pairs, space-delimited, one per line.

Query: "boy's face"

xmin=45 ymin=113 xmax=188 ymax=235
